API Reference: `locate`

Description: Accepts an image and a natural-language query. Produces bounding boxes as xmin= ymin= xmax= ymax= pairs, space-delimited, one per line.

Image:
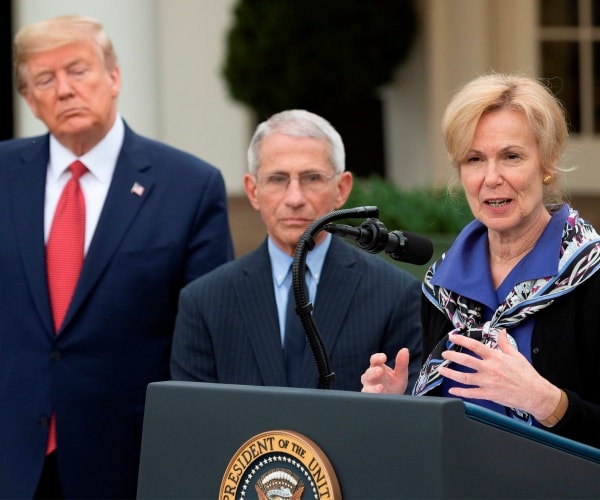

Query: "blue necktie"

xmin=284 ymin=270 xmax=309 ymax=387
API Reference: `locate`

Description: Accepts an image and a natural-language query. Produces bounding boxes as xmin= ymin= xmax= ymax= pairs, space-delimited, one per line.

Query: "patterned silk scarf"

xmin=413 ymin=206 xmax=600 ymax=421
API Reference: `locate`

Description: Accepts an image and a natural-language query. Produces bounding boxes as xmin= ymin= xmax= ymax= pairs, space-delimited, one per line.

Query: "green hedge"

xmin=222 ymin=0 xmax=418 ymax=117
xmin=343 ymin=175 xmax=474 ymax=235
xmin=341 ymin=176 xmax=475 ymax=279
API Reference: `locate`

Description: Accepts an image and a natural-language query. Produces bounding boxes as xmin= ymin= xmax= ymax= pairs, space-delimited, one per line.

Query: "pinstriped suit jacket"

xmin=171 ymin=237 xmax=423 ymax=391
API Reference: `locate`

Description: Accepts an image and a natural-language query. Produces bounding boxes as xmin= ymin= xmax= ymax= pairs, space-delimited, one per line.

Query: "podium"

xmin=137 ymin=381 xmax=600 ymax=499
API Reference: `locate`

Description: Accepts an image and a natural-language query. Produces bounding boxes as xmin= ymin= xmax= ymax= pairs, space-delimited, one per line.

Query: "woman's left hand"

xmin=438 ymin=329 xmax=561 ymax=421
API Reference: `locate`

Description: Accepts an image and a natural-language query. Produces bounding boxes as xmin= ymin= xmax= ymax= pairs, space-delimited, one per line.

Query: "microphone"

xmin=324 ymin=218 xmax=433 ymax=265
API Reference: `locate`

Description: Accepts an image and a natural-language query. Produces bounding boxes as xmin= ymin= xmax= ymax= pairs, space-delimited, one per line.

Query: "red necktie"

xmin=45 ymin=160 xmax=87 ymax=454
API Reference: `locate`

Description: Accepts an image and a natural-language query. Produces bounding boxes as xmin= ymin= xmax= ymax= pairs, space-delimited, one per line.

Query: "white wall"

xmin=155 ymin=0 xmax=250 ymax=194
xmin=382 ymin=29 xmax=430 ymax=190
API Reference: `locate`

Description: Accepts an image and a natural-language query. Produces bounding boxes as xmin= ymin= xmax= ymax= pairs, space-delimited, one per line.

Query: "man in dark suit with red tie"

xmin=0 ymin=15 xmax=234 ymax=498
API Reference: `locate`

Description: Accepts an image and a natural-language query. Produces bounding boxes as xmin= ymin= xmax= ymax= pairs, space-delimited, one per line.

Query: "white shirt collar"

xmin=48 ymin=113 xmax=125 ymax=183
xmin=268 ymin=233 xmax=331 ymax=286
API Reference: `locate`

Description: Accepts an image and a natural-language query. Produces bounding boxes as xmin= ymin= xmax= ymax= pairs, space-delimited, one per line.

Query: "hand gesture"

xmin=361 ymin=348 xmax=410 ymax=394
xmin=439 ymin=329 xmax=561 ymax=420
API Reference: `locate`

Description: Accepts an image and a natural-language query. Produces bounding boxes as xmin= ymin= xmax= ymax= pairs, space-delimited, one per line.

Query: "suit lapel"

xmin=298 ymin=238 xmax=361 ymax=387
xmin=10 ymin=136 xmax=55 ymax=335
xmin=230 ymin=239 xmax=363 ymax=388
xmin=234 ymin=243 xmax=288 ymax=386
xmin=63 ymin=127 xmax=155 ymax=330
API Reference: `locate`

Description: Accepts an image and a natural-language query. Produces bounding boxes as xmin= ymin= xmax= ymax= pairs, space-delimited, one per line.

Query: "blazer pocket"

xmin=117 ymin=244 xmax=176 ymax=266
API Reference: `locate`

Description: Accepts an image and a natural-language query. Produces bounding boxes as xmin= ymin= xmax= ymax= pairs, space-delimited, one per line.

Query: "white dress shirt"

xmin=44 ymin=115 xmax=125 ymax=254
xmin=268 ymin=233 xmax=330 ymax=344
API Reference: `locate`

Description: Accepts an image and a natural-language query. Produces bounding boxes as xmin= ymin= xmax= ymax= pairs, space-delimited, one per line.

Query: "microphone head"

xmin=388 ymin=231 xmax=434 ymax=265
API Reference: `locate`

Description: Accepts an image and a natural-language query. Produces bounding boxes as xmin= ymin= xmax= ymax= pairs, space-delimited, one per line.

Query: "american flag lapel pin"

xmin=130 ymin=182 xmax=145 ymax=196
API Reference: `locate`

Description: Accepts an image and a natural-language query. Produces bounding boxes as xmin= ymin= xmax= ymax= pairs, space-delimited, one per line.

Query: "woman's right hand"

xmin=361 ymin=348 xmax=410 ymax=394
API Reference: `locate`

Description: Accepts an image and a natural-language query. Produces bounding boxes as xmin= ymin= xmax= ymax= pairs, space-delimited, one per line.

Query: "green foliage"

xmin=343 ymin=175 xmax=474 ymax=235
xmin=223 ymin=0 xmax=418 ymax=117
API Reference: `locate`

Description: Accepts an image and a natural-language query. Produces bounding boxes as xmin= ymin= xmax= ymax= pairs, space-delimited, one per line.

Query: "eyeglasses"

xmin=256 ymin=172 xmax=337 ymax=193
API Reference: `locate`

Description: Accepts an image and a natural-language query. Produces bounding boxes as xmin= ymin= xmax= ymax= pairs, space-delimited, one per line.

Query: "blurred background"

xmin=4 ymin=0 xmax=600 ymax=261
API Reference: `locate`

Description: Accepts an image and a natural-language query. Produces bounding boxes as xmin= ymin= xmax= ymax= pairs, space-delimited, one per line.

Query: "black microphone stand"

xmin=291 ymin=206 xmax=379 ymax=389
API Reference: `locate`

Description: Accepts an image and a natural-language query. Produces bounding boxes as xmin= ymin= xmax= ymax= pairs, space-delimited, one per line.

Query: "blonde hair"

xmin=14 ymin=15 xmax=117 ymax=93
xmin=442 ymin=73 xmax=569 ymax=202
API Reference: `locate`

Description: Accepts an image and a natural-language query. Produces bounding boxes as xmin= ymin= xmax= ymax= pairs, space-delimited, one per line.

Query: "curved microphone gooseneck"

xmin=291 ymin=206 xmax=379 ymax=389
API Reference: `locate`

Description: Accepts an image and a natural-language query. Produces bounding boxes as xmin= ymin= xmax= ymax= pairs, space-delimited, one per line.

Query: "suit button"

xmin=50 ymin=350 xmax=61 ymax=362
xmin=532 ymin=347 xmax=540 ymax=354
xmin=38 ymin=416 xmax=49 ymax=428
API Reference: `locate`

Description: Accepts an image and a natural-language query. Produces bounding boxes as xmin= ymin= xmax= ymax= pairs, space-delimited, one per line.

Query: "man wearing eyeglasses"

xmin=170 ymin=109 xmax=422 ymax=391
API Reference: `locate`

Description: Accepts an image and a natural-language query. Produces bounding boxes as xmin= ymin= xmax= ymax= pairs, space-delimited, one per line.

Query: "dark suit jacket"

xmin=0 ymin=124 xmax=234 ymax=498
xmin=171 ymin=237 xmax=423 ymax=391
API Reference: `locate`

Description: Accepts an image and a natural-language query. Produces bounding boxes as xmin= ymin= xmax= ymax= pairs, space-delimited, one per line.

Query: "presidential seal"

xmin=219 ymin=430 xmax=341 ymax=499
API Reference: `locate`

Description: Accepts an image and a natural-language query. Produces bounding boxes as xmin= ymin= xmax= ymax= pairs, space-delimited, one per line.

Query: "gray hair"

xmin=247 ymin=109 xmax=345 ymax=175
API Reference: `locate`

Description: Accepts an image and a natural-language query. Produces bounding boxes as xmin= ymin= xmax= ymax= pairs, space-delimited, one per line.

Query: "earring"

xmin=543 ymin=175 xmax=553 ymax=185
